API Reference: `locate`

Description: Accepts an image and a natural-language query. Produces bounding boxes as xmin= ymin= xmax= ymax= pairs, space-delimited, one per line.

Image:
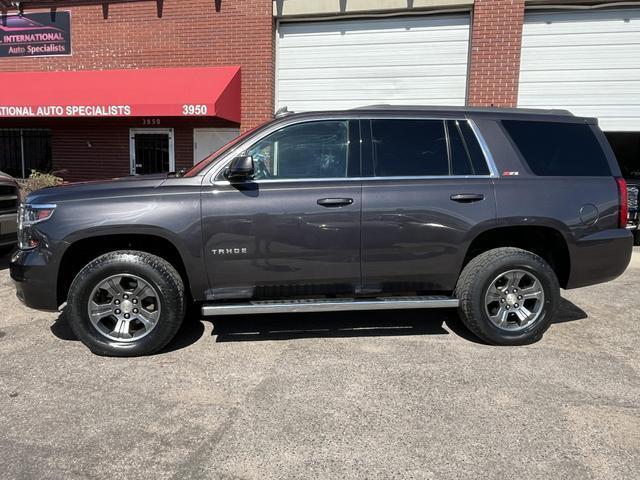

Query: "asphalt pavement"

xmin=0 ymin=250 xmax=638 ymax=480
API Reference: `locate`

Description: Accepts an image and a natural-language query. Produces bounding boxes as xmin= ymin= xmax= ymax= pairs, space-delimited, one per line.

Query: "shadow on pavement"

xmin=50 ymin=311 xmax=76 ymax=341
xmin=206 ymin=296 xmax=588 ymax=344
xmin=208 ymin=308 xmax=453 ymax=343
xmin=49 ymin=296 xmax=589 ymax=352
xmin=50 ymin=309 xmax=207 ymax=354
xmin=555 ymin=297 xmax=588 ymax=323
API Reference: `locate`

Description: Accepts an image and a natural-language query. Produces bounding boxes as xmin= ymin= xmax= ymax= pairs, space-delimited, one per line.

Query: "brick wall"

xmin=0 ymin=0 xmax=274 ymax=180
xmin=467 ymin=0 xmax=525 ymax=107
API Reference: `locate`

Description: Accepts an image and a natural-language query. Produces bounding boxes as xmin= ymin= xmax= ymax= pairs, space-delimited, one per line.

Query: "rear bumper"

xmin=10 ymin=248 xmax=59 ymax=312
xmin=566 ymin=228 xmax=633 ymax=289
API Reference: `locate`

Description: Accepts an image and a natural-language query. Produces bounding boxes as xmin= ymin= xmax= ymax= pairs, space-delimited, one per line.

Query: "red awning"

xmin=0 ymin=66 xmax=241 ymax=123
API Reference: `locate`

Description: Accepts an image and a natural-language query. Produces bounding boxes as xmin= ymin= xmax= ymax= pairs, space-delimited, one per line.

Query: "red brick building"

xmin=0 ymin=0 xmax=638 ymax=181
xmin=0 ymin=0 xmax=274 ymax=181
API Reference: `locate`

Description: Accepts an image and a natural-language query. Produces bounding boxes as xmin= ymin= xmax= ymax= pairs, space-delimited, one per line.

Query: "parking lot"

xmin=0 ymin=250 xmax=638 ymax=480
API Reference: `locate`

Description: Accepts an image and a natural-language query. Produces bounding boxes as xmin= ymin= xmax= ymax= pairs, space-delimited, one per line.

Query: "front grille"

xmin=0 ymin=185 xmax=19 ymax=214
xmin=627 ymin=184 xmax=639 ymax=211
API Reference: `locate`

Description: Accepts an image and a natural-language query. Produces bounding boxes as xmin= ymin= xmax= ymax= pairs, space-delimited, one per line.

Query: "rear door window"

xmin=370 ymin=119 xmax=449 ymax=176
xmin=447 ymin=120 xmax=490 ymax=176
xmin=369 ymin=119 xmax=491 ymax=177
xmin=502 ymin=120 xmax=611 ymax=176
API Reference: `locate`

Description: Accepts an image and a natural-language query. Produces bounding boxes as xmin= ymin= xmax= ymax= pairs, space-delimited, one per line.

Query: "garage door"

xmin=277 ymin=15 xmax=471 ymax=112
xmin=518 ymin=9 xmax=640 ymax=131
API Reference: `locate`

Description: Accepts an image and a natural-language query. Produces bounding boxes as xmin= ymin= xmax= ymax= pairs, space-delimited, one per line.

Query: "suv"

xmin=10 ymin=107 xmax=633 ymax=356
xmin=0 ymin=171 xmax=19 ymax=251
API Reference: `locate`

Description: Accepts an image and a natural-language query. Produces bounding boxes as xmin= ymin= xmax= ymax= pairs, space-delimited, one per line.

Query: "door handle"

xmin=450 ymin=193 xmax=485 ymax=203
xmin=317 ymin=198 xmax=354 ymax=207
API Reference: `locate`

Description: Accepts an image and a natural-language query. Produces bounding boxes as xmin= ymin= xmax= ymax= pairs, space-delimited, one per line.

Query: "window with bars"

xmin=0 ymin=129 xmax=52 ymax=178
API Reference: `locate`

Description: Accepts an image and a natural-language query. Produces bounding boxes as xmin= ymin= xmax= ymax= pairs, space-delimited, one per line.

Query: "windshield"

xmin=184 ymin=125 xmax=264 ymax=177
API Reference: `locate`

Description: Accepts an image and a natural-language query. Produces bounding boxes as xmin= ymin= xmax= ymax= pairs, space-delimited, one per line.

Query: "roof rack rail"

xmin=350 ymin=104 xmax=574 ymax=116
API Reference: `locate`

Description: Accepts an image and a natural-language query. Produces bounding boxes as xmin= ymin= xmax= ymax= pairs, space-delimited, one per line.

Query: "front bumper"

xmin=566 ymin=228 xmax=633 ymax=289
xmin=10 ymin=248 xmax=60 ymax=312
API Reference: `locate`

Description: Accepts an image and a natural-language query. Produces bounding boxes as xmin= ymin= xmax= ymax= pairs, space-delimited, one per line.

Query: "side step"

xmin=201 ymin=295 xmax=459 ymax=316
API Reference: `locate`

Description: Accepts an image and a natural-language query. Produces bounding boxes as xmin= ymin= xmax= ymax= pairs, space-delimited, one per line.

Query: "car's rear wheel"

xmin=455 ymin=247 xmax=559 ymax=345
xmin=66 ymin=250 xmax=185 ymax=356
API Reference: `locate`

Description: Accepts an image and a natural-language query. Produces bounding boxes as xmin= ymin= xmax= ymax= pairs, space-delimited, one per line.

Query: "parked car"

xmin=10 ymin=106 xmax=633 ymax=356
xmin=0 ymin=170 xmax=19 ymax=252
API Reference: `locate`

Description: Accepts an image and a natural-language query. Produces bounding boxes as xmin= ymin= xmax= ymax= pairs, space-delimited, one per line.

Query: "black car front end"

xmin=10 ymin=202 xmax=62 ymax=312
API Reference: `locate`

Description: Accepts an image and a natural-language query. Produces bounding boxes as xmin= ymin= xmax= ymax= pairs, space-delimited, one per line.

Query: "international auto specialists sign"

xmin=0 ymin=11 xmax=71 ymax=58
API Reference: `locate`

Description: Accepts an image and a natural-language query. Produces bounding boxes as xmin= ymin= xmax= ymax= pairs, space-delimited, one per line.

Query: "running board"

xmin=201 ymin=295 xmax=458 ymax=316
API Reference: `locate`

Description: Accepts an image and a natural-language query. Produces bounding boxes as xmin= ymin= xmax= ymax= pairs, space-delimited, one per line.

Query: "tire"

xmin=66 ymin=250 xmax=185 ymax=357
xmin=455 ymin=247 xmax=560 ymax=346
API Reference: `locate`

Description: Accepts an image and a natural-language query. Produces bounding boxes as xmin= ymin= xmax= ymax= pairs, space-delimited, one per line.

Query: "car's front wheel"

xmin=455 ymin=247 xmax=560 ymax=345
xmin=66 ymin=250 xmax=185 ymax=356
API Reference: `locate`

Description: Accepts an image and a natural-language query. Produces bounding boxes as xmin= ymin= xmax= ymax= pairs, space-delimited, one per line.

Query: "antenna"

xmin=275 ymin=106 xmax=294 ymax=118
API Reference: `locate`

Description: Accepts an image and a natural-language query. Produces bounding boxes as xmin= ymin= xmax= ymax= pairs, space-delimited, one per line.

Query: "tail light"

xmin=616 ymin=177 xmax=628 ymax=229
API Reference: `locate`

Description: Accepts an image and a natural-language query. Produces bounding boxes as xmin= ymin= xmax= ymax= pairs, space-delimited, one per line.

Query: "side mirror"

xmin=226 ymin=156 xmax=254 ymax=180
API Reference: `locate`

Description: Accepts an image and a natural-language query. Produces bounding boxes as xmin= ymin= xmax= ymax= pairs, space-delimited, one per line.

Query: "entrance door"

xmin=194 ymin=128 xmax=240 ymax=165
xmin=130 ymin=128 xmax=175 ymax=175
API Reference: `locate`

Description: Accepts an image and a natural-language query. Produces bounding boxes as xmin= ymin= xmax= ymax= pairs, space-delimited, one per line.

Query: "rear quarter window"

xmin=502 ymin=120 xmax=611 ymax=176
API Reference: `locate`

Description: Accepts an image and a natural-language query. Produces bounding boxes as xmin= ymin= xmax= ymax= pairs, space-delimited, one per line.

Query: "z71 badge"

xmin=211 ymin=248 xmax=248 ymax=255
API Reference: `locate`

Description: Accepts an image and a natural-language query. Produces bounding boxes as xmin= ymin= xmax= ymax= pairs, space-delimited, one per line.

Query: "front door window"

xmin=243 ymin=120 xmax=351 ymax=180
xmin=130 ymin=128 xmax=174 ymax=175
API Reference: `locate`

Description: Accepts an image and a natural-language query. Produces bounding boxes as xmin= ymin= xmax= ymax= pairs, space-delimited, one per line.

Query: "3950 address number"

xmin=182 ymin=104 xmax=208 ymax=115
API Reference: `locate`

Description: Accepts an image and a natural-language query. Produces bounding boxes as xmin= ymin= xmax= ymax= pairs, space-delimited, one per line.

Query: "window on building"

xmin=371 ymin=119 xmax=448 ymax=177
xmin=0 ymin=129 xmax=52 ymax=178
xmin=502 ymin=120 xmax=611 ymax=176
xmin=243 ymin=120 xmax=350 ymax=180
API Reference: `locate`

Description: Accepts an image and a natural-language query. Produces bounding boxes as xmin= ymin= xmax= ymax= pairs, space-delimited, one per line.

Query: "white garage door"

xmin=277 ymin=15 xmax=471 ymax=112
xmin=518 ymin=9 xmax=640 ymax=131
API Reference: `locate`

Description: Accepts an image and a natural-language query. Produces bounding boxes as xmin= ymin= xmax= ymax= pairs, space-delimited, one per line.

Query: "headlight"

xmin=18 ymin=203 xmax=56 ymax=250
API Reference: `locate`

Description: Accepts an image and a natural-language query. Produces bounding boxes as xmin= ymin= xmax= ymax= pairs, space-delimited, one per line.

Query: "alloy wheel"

xmin=87 ymin=274 xmax=161 ymax=342
xmin=484 ymin=269 xmax=545 ymax=331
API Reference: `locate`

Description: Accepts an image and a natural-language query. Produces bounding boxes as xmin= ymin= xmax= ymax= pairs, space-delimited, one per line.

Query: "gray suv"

xmin=10 ymin=106 xmax=633 ymax=356
xmin=0 ymin=171 xmax=19 ymax=250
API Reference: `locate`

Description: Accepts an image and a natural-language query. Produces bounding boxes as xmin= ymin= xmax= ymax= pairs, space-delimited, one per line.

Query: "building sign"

xmin=0 ymin=105 xmax=131 ymax=117
xmin=0 ymin=12 xmax=71 ymax=58
xmin=0 ymin=103 xmax=213 ymax=117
